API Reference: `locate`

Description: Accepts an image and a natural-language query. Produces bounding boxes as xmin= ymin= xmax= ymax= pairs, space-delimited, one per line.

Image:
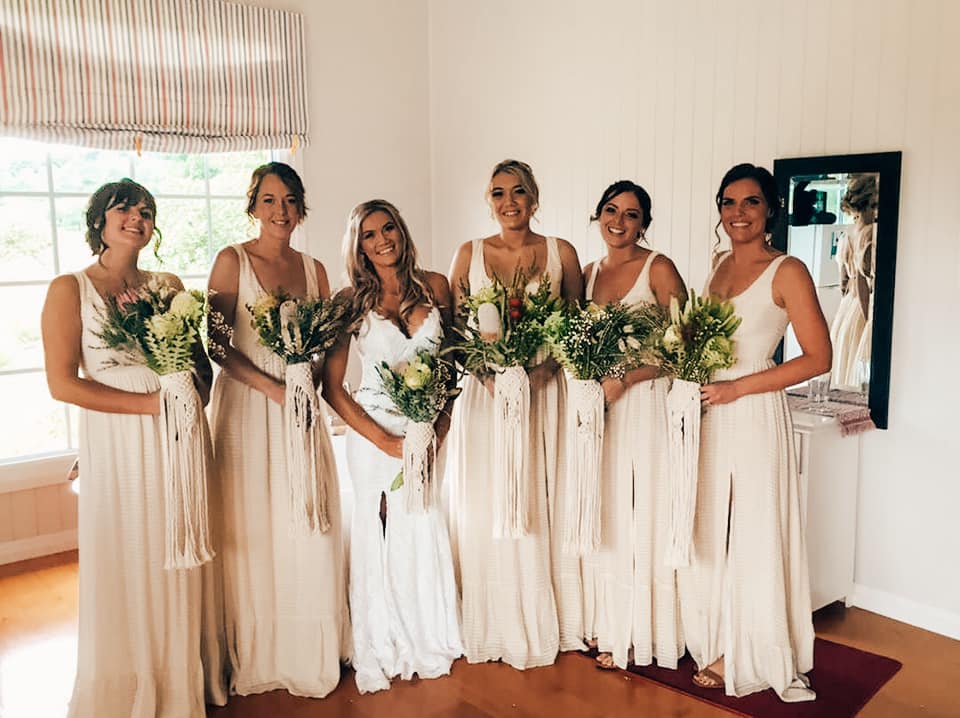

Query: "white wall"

xmin=238 ymin=0 xmax=433 ymax=285
xmin=428 ymin=0 xmax=960 ymax=636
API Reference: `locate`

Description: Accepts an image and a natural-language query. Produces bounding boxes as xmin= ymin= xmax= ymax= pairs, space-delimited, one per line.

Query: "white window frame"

xmin=0 ymin=142 xmax=294 ymax=492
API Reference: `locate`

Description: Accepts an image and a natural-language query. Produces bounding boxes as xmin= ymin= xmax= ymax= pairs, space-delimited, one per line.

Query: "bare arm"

xmin=207 ymin=247 xmax=285 ymax=405
xmin=321 ymin=331 xmax=403 ymax=459
xmin=701 ymin=257 xmax=832 ymax=405
xmin=42 ymin=275 xmax=160 ymax=415
xmin=427 ymin=272 xmax=457 ymax=446
xmin=557 ymin=239 xmax=584 ymax=305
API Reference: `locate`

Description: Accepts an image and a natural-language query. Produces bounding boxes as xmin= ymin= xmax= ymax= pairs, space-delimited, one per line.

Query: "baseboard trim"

xmin=0 ymin=529 xmax=78 ymax=566
xmin=850 ymin=583 xmax=960 ymax=641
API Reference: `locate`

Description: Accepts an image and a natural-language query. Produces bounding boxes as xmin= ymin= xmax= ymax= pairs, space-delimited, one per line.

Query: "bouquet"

xmin=376 ymin=347 xmax=458 ymax=512
xmin=452 ymin=271 xmax=562 ymax=538
xmin=544 ymin=301 xmax=660 ymax=554
xmin=647 ymin=290 xmax=741 ymax=567
xmin=247 ymin=290 xmax=354 ymax=534
xmin=98 ymin=278 xmax=214 ymax=570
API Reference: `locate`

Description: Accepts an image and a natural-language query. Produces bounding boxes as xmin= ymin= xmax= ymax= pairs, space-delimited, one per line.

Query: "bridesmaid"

xmin=678 ymin=163 xmax=831 ymax=700
xmin=41 ymin=179 xmax=226 ymax=717
xmin=207 ymin=162 xmax=349 ymax=697
xmin=446 ymin=159 xmax=583 ymax=668
xmin=579 ymin=180 xmax=686 ymax=671
xmin=322 ymin=199 xmax=463 ymax=694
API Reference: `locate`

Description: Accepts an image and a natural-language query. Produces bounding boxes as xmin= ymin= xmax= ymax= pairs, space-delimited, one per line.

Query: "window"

xmin=0 ymin=139 xmax=275 ymax=465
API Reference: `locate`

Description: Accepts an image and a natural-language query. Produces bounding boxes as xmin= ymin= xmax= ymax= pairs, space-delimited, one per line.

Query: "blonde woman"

xmin=322 ymin=199 xmax=462 ymax=694
xmin=446 ymin=159 xmax=584 ymax=668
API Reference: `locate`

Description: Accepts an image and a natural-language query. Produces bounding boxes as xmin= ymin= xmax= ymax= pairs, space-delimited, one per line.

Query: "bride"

xmin=322 ymin=199 xmax=463 ymax=694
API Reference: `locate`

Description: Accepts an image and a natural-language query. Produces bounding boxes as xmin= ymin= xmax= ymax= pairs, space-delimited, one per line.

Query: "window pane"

xmin=0 ymin=139 xmax=50 ymax=192
xmin=210 ymin=199 xmax=252 ymax=257
xmin=140 ymin=198 xmax=209 ymax=276
xmin=50 ymin=146 xmax=133 ymax=194
xmin=207 ymin=150 xmax=271 ymax=195
xmin=136 ymin=153 xmax=207 ymax=195
xmin=0 ymin=197 xmax=55 ymax=281
xmin=0 ymin=373 xmax=69 ymax=460
xmin=0 ymin=285 xmax=47 ymax=372
xmin=54 ymin=196 xmax=95 ymax=274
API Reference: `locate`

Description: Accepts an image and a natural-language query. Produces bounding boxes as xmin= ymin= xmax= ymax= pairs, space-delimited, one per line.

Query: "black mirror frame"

xmin=772 ymin=151 xmax=902 ymax=430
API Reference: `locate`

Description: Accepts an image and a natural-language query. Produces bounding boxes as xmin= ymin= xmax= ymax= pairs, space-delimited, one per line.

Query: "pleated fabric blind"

xmin=0 ymin=0 xmax=308 ymax=152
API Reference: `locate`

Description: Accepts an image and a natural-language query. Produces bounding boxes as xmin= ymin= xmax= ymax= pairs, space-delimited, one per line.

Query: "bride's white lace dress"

xmin=345 ymin=306 xmax=463 ymax=694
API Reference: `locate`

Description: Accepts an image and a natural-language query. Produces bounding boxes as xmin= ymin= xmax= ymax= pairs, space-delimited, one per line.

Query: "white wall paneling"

xmin=428 ymin=0 xmax=960 ymax=634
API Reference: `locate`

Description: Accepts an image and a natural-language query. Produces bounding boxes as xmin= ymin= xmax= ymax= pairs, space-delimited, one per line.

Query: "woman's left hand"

xmin=700 ymin=380 xmax=742 ymax=407
xmin=527 ymin=358 xmax=559 ymax=392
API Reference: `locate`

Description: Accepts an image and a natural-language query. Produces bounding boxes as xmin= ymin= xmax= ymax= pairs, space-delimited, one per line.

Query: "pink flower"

xmin=115 ymin=288 xmax=141 ymax=312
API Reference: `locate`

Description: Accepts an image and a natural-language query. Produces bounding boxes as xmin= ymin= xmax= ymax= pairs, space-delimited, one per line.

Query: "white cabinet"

xmin=791 ymin=409 xmax=860 ymax=611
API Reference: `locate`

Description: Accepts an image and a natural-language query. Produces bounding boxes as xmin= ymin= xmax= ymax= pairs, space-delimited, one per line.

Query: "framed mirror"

xmin=772 ymin=151 xmax=902 ymax=429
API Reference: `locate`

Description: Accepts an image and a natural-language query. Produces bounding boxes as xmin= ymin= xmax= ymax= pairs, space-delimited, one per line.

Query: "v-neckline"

xmin=373 ymin=306 xmax=436 ymax=341
xmin=243 ymin=245 xmax=310 ymax=301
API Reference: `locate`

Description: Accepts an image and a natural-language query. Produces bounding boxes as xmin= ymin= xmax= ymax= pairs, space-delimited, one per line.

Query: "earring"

xmin=764 ymin=232 xmax=772 ymax=244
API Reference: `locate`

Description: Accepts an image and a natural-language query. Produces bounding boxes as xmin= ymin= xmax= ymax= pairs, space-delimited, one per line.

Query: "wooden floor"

xmin=1 ymin=551 xmax=957 ymax=718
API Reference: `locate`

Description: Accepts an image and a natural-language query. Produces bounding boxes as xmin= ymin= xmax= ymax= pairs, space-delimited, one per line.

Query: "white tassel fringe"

xmin=492 ymin=366 xmax=531 ymax=538
xmin=158 ymin=370 xmax=214 ymax=570
xmin=562 ymin=376 xmax=605 ymax=555
xmin=665 ymin=378 xmax=701 ymax=567
xmin=284 ymin=361 xmax=331 ymax=534
xmin=402 ymin=420 xmax=437 ymax=513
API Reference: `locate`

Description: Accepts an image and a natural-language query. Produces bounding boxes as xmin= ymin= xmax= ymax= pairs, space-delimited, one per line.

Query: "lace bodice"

xmin=353 ymin=306 xmax=444 ymax=419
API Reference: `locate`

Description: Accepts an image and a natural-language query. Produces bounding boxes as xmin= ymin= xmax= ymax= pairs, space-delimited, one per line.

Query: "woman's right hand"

xmin=265 ymin=380 xmax=286 ymax=406
xmin=378 ymin=432 xmax=404 ymax=459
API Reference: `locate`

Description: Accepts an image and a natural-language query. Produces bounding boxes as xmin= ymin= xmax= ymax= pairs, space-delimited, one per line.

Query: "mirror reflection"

xmin=782 ymin=172 xmax=879 ymax=401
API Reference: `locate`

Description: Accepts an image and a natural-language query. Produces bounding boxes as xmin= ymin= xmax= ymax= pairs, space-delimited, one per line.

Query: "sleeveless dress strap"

xmin=468 ymin=238 xmax=487 ymax=292
xmin=544 ymin=235 xmax=561 ymax=283
xmin=73 ymin=271 xmax=93 ymax=305
xmin=301 ymin=252 xmax=319 ymax=299
xmin=622 ymin=250 xmax=659 ymax=305
xmin=703 ymin=250 xmax=733 ymax=294
xmin=584 ymin=261 xmax=601 ymax=302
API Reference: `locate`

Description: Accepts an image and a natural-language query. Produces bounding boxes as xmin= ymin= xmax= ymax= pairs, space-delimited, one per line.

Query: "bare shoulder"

xmin=425 ymin=270 xmax=451 ymax=293
xmin=775 ymin=255 xmax=814 ymax=283
xmin=582 ymin=260 xmax=595 ymax=279
xmin=47 ymin=273 xmax=81 ymax=303
xmin=555 ymin=237 xmax=579 ymax=258
xmin=212 ymin=244 xmax=240 ymax=271
xmin=155 ymin=271 xmax=184 ymax=290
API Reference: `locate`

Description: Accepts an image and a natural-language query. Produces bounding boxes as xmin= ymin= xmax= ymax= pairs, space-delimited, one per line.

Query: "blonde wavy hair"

xmin=342 ymin=199 xmax=434 ymax=326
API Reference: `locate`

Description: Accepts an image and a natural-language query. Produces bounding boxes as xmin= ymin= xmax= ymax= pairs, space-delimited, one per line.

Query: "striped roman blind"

xmin=0 ymin=0 xmax=308 ymax=153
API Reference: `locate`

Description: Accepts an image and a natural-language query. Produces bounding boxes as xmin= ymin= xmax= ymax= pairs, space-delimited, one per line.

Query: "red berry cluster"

xmin=508 ymin=296 xmax=523 ymax=320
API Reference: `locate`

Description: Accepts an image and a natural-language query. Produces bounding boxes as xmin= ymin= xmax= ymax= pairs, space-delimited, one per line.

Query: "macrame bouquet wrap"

xmin=562 ymin=376 xmax=605 ymax=553
xmin=377 ymin=347 xmax=458 ymax=513
xmin=248 ymin=290 xmax=354 ymax=534
xmin=544 ymin=300 xmax=660 ymax=554
xmin=664 ymin=377 xmax=701 ymax=567
xmin=647 ymin=291 xmax=741 ymax=567
xmin=97 ymin=281 xmax=214 ymax=569
xmin=158 ymin=369 xmax=214 ymax=569
xmin=283 ymin=360 xmax=332 ymax=533
xmin=401 ymin=420 xmax=438 ymax=512
xmin=452 ymin=272 xmax=562 ymax=539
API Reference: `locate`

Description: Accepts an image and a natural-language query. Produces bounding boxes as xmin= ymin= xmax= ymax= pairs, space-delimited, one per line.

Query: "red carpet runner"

xmin=583 ymin=638 xmax=901 ymax=717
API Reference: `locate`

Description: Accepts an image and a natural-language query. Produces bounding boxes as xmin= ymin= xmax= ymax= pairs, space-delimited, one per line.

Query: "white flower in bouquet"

xmin=147 ymin=312 xmax=183 ymax=341
xmin=402 ymin=358 xmax=433 ymax=389
xmin=476 ymin=302 xmax=502 ymax=342
xmin=168 ymin=290 xmax=203 ymax=320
